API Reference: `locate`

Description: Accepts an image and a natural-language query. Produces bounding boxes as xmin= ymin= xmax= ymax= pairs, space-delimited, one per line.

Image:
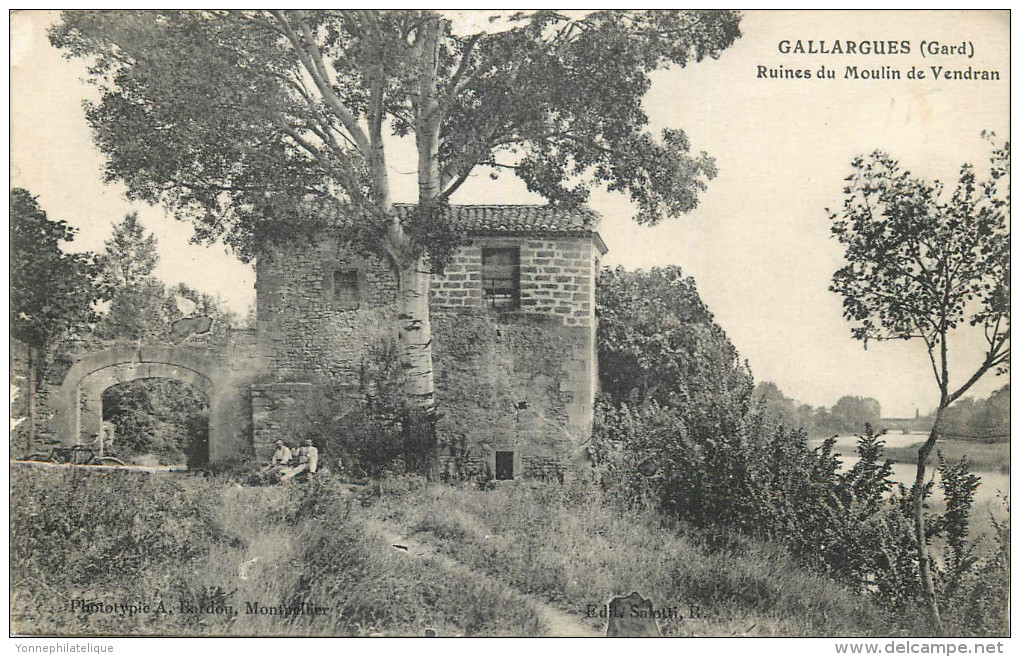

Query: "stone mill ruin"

xmin=21 ymin=204 xmax=608 ymax=480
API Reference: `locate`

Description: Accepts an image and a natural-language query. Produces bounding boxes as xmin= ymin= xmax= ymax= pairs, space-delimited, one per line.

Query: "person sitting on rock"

xmin=271 ymin=440 xmax=292 ymax=467
xmin=249 ymin=440 xmax=293 ymax=485
xmin=281 ymin=439 xmax=318 ymax=482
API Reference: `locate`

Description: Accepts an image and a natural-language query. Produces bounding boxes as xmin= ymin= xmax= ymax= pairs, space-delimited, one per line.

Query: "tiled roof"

xmin=392 ymin=204 xmax=601 ymax=234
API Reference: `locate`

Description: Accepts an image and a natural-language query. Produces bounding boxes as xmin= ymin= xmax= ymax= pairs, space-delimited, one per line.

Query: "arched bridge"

xmin=880 ymin=417 xmax=932 ymax=435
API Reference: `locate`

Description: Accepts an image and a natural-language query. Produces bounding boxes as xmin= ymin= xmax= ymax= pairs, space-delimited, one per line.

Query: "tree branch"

xmin=426 ymin=32 xmax=481 ymax=124
xmin=916 ymin=320 xmax=944 ymax=390
xmin=438 ymin=169 xmax=471 ymax=201
xmin=946 ymin=339 xmax=1008 ymax=406
xmin=269 ymin=10 xmax=371 ymax=155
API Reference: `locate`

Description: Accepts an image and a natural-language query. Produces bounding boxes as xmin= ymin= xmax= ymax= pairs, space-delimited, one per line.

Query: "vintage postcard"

xmin=9 ymin=9 xmax=1010 ymax=651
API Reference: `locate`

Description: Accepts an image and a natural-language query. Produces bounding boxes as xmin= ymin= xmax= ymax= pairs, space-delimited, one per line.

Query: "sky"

xmin=9 ymin=10 xmax=1011 ymax=417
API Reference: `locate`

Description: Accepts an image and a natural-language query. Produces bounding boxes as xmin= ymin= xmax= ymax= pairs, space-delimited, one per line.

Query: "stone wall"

xmin=431 ymin=234 xmax=598 ymax=328
xmin=250 ymin=382 xmax=322 ymax=458
xmin=431 ymin=311 xmax=594 ymax=480
xmin=30 ymin=330 xmax=265 ymax=464
xmin=256 ymin=239 xmax=396 ymax=386
xmin=430 ymin=234 xmax=601 ymax=465
xmin=255 ymin=231 xmax=602 ymax=479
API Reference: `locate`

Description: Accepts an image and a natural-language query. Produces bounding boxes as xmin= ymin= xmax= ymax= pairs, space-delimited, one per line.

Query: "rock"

xmin=606 ymin=591 xmax=662 ymax=637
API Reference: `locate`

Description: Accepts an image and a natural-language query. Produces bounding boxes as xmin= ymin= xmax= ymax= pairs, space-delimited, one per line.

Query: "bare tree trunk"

xmin=395 ymin=255 xmax=438 ymax=478
xmin=913 ymin=408 xmax=945 ymax=636
xmin=392 ymin=14 xmax=444 ymax=479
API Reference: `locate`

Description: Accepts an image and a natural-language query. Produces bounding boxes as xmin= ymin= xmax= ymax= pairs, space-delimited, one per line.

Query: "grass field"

xmin=883 ymin=439 xmax=1009 ymax=474
xmin=360 ymin=476 xmax=925 ymax=637
xmin=9 ymin=466 xmax=543 ymax=636
xmin=13 ymin=465 xmax=1001 ymax=637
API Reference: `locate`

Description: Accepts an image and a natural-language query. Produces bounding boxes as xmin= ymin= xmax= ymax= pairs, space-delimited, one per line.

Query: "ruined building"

xmin=254 ymin=204 xmax=608 ymax=480
xmin=25 ymin=204 xmax=607 ymax=479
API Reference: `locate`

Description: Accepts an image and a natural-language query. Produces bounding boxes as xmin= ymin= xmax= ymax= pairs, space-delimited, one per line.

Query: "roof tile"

xmin=392 ymin=203 xmax=600 ymax=234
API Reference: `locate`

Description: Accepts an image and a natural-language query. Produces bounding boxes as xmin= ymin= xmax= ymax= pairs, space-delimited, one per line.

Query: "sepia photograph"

xmin=8 ymin=8 xmax=1010 ymax=648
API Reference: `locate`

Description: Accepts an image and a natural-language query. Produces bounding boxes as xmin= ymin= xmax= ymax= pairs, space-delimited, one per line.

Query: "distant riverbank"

xmin=808 ymin=432 xmax=1008 ymax=472
xmin=807 ymin=433 xmax=1009 ymax=515
xmin=882 ymin=439 xmax=1009 ymax=475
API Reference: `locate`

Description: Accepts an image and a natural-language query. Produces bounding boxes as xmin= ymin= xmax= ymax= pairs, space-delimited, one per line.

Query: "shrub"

xmin=595 ymin=266 xmax=1007 ymax=633
xmin=931 ymin=457 xmax=1009 ymax=636
xmin=289 ymin=337 xmax=406 ymax=478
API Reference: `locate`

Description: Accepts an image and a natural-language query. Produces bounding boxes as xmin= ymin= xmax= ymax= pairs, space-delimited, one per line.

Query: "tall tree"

xmin=10 ymin=188 xmax=108 ymax=449
xmin=101 ymin=212 xmax=158 ymax=288
xmin=51 ymin=9 xmax=742 ymax=474
xmin=828 ymin=137 xmax=1010 ymax=634
xmin=96 ymin=213 xmax=167 ymax=340
xmin=597 ymin=265 xmax=745 ymax=408
xmin=830 ymin=395 xmax=882 ymax=432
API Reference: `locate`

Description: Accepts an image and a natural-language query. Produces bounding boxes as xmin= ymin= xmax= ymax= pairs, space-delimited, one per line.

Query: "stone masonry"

xmin=32 ymin=331 xmax=265 ymax=464
xmin=255 ymin=204 xmax=608 ymax=479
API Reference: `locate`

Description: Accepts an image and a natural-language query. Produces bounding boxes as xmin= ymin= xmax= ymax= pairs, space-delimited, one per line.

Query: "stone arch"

xmin=52 ymin=345 xmax=249 ymax=463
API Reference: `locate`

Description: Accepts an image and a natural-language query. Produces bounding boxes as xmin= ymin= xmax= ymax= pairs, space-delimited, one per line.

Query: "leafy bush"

xmin=287 ymin=336 xmax=406 ymax=478
xmin=594 ymin=266 xmax=1007 ymax=634
xmin=931 ymin=457 xmax=1009 ymax=635
xmin=593 ymin=398 xmax=1007 ymax=635
xmin=102 ymin=378 xmax=209 ymax=464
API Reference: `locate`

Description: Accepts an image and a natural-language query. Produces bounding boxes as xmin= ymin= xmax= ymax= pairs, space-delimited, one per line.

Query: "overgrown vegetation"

xmin=361 ymin=475 xmax=916 ymax=636
xmin=280 ymin=336 xmax=407 ymax=478
xmin=101 ymin=379 xmax=210 ymax=466
xmin=10 ymin=188 xmax=109 ymax=455
xmin=828 ymin=138 xmax=1009 ymax=633
xmin=593 ymin=266 xmax=1009 ymax=636
xmin=10 ymin=467 xmax=543 ymax=636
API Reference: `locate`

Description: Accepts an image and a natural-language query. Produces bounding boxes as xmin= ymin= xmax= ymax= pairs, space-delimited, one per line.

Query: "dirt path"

xmin=362 ymin=517 xmax=599 ymax=637
xmin=11 ymin=459 xmax=187 ymax=474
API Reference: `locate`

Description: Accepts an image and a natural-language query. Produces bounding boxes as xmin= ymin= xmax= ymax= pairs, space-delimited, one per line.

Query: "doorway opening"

xmin=101 ymin=378 xmax=210 ymax=467
xmin=495 ymin=450 xmax=515 ymax=480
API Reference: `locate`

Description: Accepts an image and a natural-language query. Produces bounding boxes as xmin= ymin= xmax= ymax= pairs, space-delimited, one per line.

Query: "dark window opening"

xmin=495 ymin=451 xmax=515 ymax=480
xmin=482 ymin=248 xmax=520 ymax=309
xmin=333 ymin=269 xmax=360 ymax=309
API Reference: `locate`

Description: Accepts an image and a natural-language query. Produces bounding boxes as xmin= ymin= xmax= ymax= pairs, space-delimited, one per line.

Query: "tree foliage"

xmin=102 ymin=379 xmax=209 ymax=465
xmin=10 ymin=188 xmax=107 ymax=349
xmin=597 ymin=265 xmax=747 ymax=407
xmin=828 ymin=136 xmax=1010 ymax=634
xmin=830 ymin=138 xmax=1010 ymax=395
xmin=755 ymin=382 xmax=884 ymax=437
xmin=922 ymin=384 xmax=1009 ymax=443
xmin=593 ymin=264 xmax=760 ymax=526
xmin=51 ymin=10 xmax=741 ymax=262
xmin=101 ymin=212 xmax=157 ymax=288
xmin=94 ymin=214 xmax=236 ymax=343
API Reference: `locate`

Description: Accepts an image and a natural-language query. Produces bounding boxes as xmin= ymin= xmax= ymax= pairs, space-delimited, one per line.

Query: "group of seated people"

xmin=261 ymin=438 xmax=319 ymax=482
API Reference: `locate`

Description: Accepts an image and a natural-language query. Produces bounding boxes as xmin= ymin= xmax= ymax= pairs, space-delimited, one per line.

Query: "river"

xmin=806 ymin=433 xmax=1009 ymax=517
